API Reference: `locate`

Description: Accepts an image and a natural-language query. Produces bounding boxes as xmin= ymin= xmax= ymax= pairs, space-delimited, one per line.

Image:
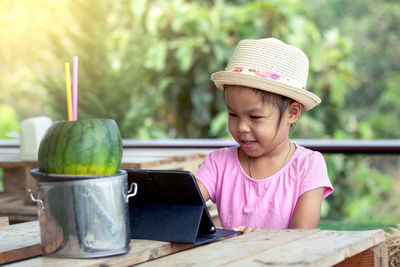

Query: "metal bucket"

xmin=29 ymin=169 xmax=137 ymax=258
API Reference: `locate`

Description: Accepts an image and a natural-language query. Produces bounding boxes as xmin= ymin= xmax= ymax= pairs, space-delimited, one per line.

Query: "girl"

xmin=196 ymin=38 xmax=334 ymax=234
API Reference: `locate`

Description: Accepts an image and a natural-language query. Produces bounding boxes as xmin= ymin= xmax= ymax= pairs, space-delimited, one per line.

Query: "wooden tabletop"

xmin=1 ymin=221 xmax=387 ymax=266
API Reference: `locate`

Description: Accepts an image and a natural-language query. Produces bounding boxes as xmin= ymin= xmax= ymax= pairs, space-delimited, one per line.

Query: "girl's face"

xmin=225 ymin=85 xmax=293 ymax=158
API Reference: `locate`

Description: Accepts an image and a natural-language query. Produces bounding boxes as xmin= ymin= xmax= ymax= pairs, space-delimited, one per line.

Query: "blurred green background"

xmin=0 ymin=0 xmax=399 ymax=227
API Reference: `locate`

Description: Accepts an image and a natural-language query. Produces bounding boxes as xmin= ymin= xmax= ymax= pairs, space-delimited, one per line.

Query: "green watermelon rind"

xmin=38 ymin=119 xmax=123 ymax=175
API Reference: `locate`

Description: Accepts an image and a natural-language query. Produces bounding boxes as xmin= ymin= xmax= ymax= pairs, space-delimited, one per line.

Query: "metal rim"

xmin=30 ymin=168 xmax=127 ymax=182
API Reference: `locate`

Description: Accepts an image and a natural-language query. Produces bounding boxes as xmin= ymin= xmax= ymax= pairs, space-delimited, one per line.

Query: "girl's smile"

xmin=238 ymin=140 xmax=256 ymax=150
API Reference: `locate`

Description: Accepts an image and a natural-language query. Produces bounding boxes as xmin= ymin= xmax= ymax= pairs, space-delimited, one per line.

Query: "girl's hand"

xmin=233 ymin=225 xmax=261 ymax=235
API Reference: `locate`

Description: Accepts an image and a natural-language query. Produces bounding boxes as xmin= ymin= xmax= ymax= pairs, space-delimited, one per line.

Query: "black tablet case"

xmin=125 ymin=169 xmax=237 ymax=244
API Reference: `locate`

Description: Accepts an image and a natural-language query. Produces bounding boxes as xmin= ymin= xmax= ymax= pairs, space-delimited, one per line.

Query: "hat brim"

xmin=211 ymin=71 xmax=321 ymax=110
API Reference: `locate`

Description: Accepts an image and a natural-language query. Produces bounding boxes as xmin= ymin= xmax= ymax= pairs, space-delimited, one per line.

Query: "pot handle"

xmin=125 ymin=182 xmax=138 ymax=203
xmin=28 ymin=189 xmax=45 ymax=210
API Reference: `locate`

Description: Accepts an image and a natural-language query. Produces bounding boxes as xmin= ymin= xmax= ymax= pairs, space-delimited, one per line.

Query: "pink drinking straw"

xmin=72 ymin=56 xmax=79 ymax=121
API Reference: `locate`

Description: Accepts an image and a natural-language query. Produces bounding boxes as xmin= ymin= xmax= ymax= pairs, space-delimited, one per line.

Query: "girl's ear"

xmin=286 ymin=102 xmax=302 ymax=124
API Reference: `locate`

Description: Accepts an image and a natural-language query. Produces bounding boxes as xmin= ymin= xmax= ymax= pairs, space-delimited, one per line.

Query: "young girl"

xmin=196 ymin=38 xmax=333 ymax=234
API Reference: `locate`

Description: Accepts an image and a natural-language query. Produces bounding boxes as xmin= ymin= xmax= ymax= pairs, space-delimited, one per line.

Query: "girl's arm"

xmin=196 ymin=179 xmax=210 ymax=202
xmin=289 ymin=187 xmax=325 ymax=229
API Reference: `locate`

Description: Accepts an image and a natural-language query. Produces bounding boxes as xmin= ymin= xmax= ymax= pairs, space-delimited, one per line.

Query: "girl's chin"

xmin=239 ymin=143 xmax=258 ymax=158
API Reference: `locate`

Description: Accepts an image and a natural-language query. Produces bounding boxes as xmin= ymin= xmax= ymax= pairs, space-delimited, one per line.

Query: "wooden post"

xmin=334 ymin=244 xmax=388 ymax=267
xmin=2 ymin=164 xmax=37 ymax=204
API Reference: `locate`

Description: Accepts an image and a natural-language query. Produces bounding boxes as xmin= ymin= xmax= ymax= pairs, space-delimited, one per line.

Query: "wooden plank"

xmin=0 ymin=217 xmax=9 ymax=226
xmin=144 ymin=162 xmax=184 ymax=171
xmin=3 ymin=221 xmax=194 ymax=267
xmin=0 ymin=196 xmax=37 ymax=223
xmin=0 ymin=148 xmax=20 ymax=158
xmin=0 ymin=205 xmax=38 ymax=216
xmin=226 ymin=229 xmax=386 ymax=267
xmin=130 ymin=157 xmax=203 ymax=173
xmin=3 ymin=167 xmax=29 ymax=195
xmin=7 ymin=240 xmax=193 ymax=267
xmin=0 ymin=140 xmax=19 ymax=147
xmin=125 ymin=157 xmax=172 ymax=165
xmin=0 ymin=194 xmax=25 ymax=205
xmin=141 ymin=156 xmax=204 ymax=173
xmin=377 ymin=244 xmax=389 ymax=267
xmin=334 ymin=244 xmax=388 ymax=267
xmin=2 ymin=163 xmax=37 ymax=202
xmin=123 ymin=148 xmax=208 ymax=158
xmin=122 ymin=155 xmax=203 ymax=170
xmin=3 ymin=215 xmax=37 ymax=224
xmin=87 ymin=240 xmax=193 ymax=267
xmin=0 ymin=203 xmax=38 ymax=224
xmin=0 ymin=162 xmax=36 ymax=167
xmin=0 ymin=221 xmax=41 ymax=264
xmin=136 ymin=228 xmax=321 ymax=266
xmin=0 ymin=148 xmax=36 ymax=167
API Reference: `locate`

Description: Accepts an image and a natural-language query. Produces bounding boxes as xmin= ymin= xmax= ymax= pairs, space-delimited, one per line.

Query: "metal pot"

xmin=29 ymin=169 xmax=137 ymax=258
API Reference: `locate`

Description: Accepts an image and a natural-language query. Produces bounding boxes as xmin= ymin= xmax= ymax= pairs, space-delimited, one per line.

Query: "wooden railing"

xmin=121 ymin=139 xmax=400 ymax=154
xmin=2 ymin=139 xmax=399 ymax=155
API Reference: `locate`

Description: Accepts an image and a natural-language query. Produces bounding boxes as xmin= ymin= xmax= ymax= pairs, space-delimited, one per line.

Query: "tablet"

xmin=126 ymin=169 xmax=237 ymax=244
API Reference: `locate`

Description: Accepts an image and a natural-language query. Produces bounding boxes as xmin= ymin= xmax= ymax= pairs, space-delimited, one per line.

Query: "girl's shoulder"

xmin=289 ymin=143 xmax=328 ymax=176
xmin=292 ymin=143 xmax=325 ymax=162
xmin=290 ymin=143 xmax=333 ymax=198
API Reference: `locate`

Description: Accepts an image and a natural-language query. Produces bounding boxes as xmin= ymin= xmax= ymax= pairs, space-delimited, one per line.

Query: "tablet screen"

xmin=126 ymin=169 xmax=216 ymax=235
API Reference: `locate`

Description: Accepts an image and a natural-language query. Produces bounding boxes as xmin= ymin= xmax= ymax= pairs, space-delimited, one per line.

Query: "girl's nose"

xmin=238 ymin=120 xmax=250 ymax=133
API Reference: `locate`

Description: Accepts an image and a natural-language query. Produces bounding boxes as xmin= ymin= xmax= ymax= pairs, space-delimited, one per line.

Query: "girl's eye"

xmin=250 ymin=116 xmax=262 ymax=119
xmin=228 ymin=112 xmax=237 ymax=117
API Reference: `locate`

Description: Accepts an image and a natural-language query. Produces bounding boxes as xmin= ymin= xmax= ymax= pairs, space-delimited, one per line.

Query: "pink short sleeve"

xmin=299 ymin=151 xmax=333 ymax=199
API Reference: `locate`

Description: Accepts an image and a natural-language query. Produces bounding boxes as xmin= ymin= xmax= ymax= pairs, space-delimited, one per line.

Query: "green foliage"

xmin=40 ymin=0 xmax=170 ymax=138
xmin=303 ymin=0 xmax=400 ymax=223
xmin=311 ymin=0 xmax=400 ymax=139
xmin=40 ymin=0 xmax=300 ymax=138
xmin=323 ymin=154 xmax=395 ymax=223
xmin=0 ymin=0 xmax=54 ymax=120
xmin=319 ymin=219 xmax=395 ymax=232
xmin=0 ymin=105 xmax=19 ymax=139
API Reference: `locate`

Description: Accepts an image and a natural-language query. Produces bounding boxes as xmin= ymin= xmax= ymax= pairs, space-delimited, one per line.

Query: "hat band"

xmin=228 ymin=67 xmax=306 ymax=91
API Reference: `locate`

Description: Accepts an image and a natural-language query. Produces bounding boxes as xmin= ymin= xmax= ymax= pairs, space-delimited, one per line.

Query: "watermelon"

xmin=38 ymin=119 xmax=123 ymax=175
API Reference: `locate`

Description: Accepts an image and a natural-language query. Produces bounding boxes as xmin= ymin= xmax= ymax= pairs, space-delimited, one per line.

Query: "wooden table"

xmin=0 ymin=221 xmax=388 ymax=266
xmin=0 ymin=148 xmax=210 ymax=223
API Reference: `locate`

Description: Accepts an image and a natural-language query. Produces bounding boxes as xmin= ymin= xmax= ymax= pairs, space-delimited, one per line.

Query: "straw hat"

xmin=211 ymin=38 xmax=321 ymax=110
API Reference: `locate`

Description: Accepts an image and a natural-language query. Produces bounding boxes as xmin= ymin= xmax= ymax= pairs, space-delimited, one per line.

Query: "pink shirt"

xmin=196 ymin=144 xmax=333 ymax=230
